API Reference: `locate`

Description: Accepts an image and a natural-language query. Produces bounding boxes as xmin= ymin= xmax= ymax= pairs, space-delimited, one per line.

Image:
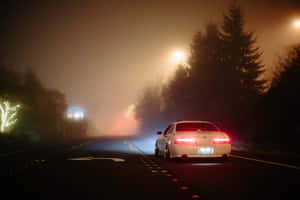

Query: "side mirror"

xmin=157 ymin=131 xmax=162 ymax=135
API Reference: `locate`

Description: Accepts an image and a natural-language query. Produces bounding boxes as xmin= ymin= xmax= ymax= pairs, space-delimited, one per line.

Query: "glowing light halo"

xmin=0 ymin=101 xmax=21 ymax=133
xmin=67 ymin=106 xmax=85 ymax=120
xmin=171 ymin=50 xmax=185 ymax=64
xmin=110 ymin=104 xmax=138 ymax=136
xmin=294 ymin=20 xmax=300 ymax=28
xmin=124 ymin=104 xmax=135 ymax=118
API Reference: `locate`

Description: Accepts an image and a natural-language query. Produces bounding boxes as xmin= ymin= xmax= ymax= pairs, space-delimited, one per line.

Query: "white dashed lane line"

xmin=126 ymin=140 xmax=145 ymax=156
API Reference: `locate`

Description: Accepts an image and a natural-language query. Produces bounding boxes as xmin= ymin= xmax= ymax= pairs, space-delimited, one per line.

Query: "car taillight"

xmin=174 ymin=137 xmax=196 ymax=144
xmin=213 ymin=136 xmax=231 ymax=144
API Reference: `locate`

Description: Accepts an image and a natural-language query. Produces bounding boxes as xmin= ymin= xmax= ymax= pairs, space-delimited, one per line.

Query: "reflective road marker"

xmin=192 ymin=194 xmax=201 ymax=199
xmin=180 ymin=186 xmax=189 ymax=190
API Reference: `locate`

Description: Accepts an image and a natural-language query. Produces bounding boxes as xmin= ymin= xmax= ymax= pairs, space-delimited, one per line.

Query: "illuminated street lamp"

xmin=163 ymin=49 xmax=190 ymax=83
xmin=171 ymin=50 xmax=185 ymax=64
xmin=293 ymin=20 xmax=300 ymax=28
xmin=171 ymin=49 xmax=190 ymax=69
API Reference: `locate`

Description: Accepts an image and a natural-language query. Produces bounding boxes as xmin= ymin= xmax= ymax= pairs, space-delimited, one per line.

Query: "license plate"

xmin=199 ymin=147 xmax=214 ymax=154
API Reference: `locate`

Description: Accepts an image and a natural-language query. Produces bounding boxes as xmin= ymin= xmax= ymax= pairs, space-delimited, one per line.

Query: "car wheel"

xmin=154 ymin=147 xmax=159 ymax=157
xmin=221 ymin=154 xmax=229 ymax=162
xmin=164 ymin=146 xmax=171 ymax=160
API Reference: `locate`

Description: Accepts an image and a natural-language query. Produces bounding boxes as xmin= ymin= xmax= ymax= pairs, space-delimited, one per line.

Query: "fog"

xmin=0 ymin=0 xmax=299 ymax=135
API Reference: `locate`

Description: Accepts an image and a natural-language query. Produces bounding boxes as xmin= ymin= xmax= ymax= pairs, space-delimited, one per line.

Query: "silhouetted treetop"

xmin=221 ymin=4 xmax=266 ymax=98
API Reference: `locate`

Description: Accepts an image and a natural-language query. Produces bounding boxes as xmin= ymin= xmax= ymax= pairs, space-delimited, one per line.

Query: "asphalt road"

xmin=3 ymin=138 xmax=300 ymax=200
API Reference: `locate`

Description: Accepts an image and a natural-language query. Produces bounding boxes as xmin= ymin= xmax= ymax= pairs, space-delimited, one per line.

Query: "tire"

xmin=221 ymin=154 xmax=229 ymax=162
xmin=163 ymin=146 xmax=171 ymax=160
xmin=154 ymin=148 xmax=159 ymax=157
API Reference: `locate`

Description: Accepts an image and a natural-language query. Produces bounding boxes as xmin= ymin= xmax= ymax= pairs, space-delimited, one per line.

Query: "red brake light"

xmin=175 ymin=137 xmax=196 ymax=144
xmin=213 ymin=136 xmax=231 ymax=144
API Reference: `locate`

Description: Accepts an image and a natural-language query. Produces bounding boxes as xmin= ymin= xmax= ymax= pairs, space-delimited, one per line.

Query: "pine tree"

xmin=165 ymin=24 xmax=228 ymax=121
xmin=261 ymin=45 xmax=300 ymax=149
xmin=188 ymin=23 xmax=226 ymax=120
xmin=220 ymin=4 xmax=266 ymax=104
xmin=162 ymin=64 xmax=190 ymax=119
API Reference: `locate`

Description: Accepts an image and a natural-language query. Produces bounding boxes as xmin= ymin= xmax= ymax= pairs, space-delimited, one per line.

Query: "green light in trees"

xmin=0 ymin=101 xmax=21 ymax=133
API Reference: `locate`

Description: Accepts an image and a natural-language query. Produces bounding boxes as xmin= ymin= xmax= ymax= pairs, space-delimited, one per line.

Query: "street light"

xmin=171 ymin=49 xmax=191 ymax=70
xmin=163 ymin=49 xmax=190 ymax=83
xmin=171 ymin=50 xmax=185 ymax=64
xmin=293 ymin=20 xmax=300 ymax=28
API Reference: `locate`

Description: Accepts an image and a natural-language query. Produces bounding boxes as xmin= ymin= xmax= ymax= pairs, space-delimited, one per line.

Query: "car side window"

xmin=165 ymin=125 xmax=174 ymax=136
xmin=163 ymin=125 xmax=171 ymax=135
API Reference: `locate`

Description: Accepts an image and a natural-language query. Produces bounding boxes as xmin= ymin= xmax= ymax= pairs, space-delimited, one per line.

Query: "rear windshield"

xmin=176 ymin=122 xmax=219 ymax=132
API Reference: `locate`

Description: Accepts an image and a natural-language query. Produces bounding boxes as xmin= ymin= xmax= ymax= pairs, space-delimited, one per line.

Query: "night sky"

xmin=0 ymin=0 xmax=299 ymax=135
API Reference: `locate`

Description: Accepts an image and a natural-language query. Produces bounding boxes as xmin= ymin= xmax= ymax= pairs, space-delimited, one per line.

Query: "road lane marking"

xmin=127 ymin=143 xmax=195 ymax=200
xmin=68 ymin=157 xmax=125 ymax=162
xmin=128 ymin=143 xmax=144 ymax=154
xmin=127 ymin=141 xmax=145 ymax=156
xmin=230 ymin=154 xmax=300 ymax=170
xmin=180 ymin=186 xmax=189 ymax=190
xmin=70 ymin=142 xmax=91 ymax=151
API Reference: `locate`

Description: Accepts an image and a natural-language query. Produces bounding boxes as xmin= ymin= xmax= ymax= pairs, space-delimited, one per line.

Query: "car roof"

xmin=172 ymin=120 xmax=214 ymax=125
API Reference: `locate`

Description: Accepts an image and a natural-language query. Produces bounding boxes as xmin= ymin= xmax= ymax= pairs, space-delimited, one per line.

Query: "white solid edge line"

xmin=230 ymin=154 xmax=300 ymax=170
xmin=127 ymin=141 xmax=145 ymax=156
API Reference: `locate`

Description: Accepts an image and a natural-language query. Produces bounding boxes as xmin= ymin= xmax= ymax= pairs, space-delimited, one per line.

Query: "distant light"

xmin=73 ymin=112 xmax=82 ymax=119
xmin=67 ymin=106 xmax=85 ymax=120
xmin=125 ymin=104 xmax=135 ymax=118
xmin=111 ymin=104 xmax=138 ymax=135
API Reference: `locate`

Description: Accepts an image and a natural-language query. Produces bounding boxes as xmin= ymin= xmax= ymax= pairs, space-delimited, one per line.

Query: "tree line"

xmin=0 ymin=66 xmax=87 ymax=143
xmin=135 ymin=4 xmax=300 ymax=153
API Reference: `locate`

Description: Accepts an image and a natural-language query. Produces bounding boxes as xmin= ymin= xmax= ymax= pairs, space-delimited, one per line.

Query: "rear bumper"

xmin=170 ymin=144 xmax=231 ymax=158
xmin=172 ymin=154 xmax=225 ymax=158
